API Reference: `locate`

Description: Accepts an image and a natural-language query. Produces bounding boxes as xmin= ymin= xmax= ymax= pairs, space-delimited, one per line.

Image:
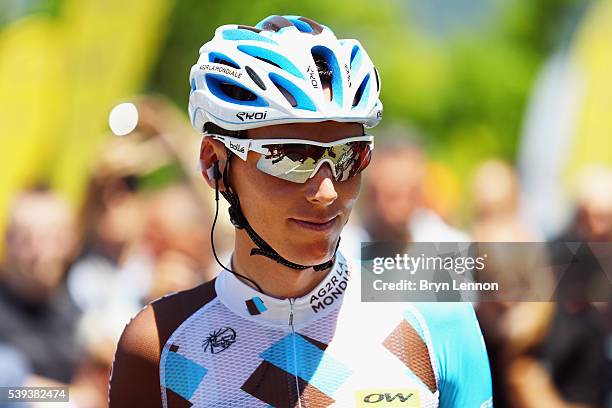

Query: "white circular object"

xmin=109 ymin=102 xmax=139 ymax=136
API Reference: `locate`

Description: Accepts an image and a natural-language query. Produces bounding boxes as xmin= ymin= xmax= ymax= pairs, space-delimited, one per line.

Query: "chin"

xmin=283 ymin=237 xmax=338 ymax=267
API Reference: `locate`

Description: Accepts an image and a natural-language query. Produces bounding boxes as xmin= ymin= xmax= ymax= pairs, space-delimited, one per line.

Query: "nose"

xmin=305 ymin=162 xmax=338 ymax=207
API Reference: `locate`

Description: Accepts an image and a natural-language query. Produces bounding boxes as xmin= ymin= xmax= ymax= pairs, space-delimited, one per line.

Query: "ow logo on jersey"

xmin=355 ymin=389 xmax=420 ymax=407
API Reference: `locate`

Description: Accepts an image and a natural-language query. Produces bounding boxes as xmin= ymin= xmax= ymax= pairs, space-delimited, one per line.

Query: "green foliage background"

xmin=0 ymin=0 xmax=589 ymax=223
xmin=148 ymin=0 xmax=585 ymax=173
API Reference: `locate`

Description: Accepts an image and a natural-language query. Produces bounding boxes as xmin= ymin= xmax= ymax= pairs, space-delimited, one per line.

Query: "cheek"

xmin=230 ymin=156 xmax=295 ymax=222
xmin=337 ymin=173 xmax=362 ymax=213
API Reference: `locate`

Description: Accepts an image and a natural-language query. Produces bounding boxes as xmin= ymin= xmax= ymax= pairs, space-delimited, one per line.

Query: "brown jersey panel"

xmin=383 ymin=319 xmax=437 ymax=394
xmin=108 ymin=279 xmax=217 ymax=407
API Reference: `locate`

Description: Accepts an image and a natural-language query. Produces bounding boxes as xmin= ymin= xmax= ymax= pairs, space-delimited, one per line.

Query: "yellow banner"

xmin=0 ymin=0 xmax=172 ymax=257
xmin=567 ymin=0 xmax=612 ymax=178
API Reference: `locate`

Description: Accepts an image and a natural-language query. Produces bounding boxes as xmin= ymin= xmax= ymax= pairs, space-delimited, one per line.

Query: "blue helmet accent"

xmin=269 ymin=72 xmax=316 ymax=111
xmin=237 ymin=45 xmax=304 ymax=79
xmin=205 ymin=73 xmax=268 ymax=107
xmin=284 ymin=16 xmax=314 ymax=33
xmin=350 ymin=45 xmax=363 ymax=72
xmin=221 ymin=29 xmax=277 ymax=45
xmin=208 ymin=52 xmax=240 ymax=69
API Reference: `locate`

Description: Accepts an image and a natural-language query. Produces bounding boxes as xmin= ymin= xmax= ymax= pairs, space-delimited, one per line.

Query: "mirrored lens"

xmin=333 ymin=141 xmax=372 ymax=181
xmin=256 ymin=141 xmax=372 ymax=183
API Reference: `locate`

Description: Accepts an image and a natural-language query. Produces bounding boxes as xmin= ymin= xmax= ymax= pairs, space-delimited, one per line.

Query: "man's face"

xmin=228 ymin=120 xmax=364 ymax=266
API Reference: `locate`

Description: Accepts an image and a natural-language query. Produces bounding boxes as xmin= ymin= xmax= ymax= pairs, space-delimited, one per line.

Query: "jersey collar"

xmin=215 ymin=252 xmax=351 ymax=329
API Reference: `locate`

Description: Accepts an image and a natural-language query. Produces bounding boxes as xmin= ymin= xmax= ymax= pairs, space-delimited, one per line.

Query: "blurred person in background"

xmin=474 ymin=164 xmax=611 ymax=407
xmin=68 ymin=136 xmax=156 ymax=316
xmin=471 ymin=159 xmax=540 ymax=242
xmin=0 ymin=187 xmax=81 ymax=384
xmin=557 ymin=166 xmax=612 ymax=243
xmin=468 ymin=159 xmax=552 ymax=408
xmin=69 ymin=116 xmax=215 ymax=325
xmin=514 ymin=165 xmax=612 ymax=408
xmin=66 ymin=115 xmax=216 ymax=407
xmin=359 ymin=140 xmax=469 ymax=245
xmin=470 ymin=160 xmax=610 ymax=407
xmin=143 ymin=183 xmax=214 ymax=302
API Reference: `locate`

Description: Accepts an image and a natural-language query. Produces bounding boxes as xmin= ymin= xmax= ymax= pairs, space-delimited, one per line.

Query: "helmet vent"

xmin=374 ymin=67 xmax=380 ymax=92
xmin=237 ymin=45 xmax=304 ymax=79
xmin=285 ymin=16 xmax=313 ymax=33
xmin=269 ymin=72 xmax=316 ymax=111
xmin=253 ymin=56 xmax=281 ymax=70
xmin=313 ymin=54 xmax=332 ymax=101
xmin=353 ymin=74 xmax=370 ymax=108
xmin=257 ymin=15 xmax=293 ymax=32
xmin=219 ymin=82 xmax=256 ymax=102
xmin=245 ymin=66 xmax=266 ymax=90
xmin=311 ymin=46 xmax=342 ymax=106
xmin=297 ymin=17 xmax=324 ymax=34
xmin=205 ymin=73 xmax=268 ymax=107
xmin=237 ymin=25 xmax=262 ymax=33
xmin=274 ymin=83 xmax=297 ymax=107
xmin=208 ymin=52 xmax=240 ymax=69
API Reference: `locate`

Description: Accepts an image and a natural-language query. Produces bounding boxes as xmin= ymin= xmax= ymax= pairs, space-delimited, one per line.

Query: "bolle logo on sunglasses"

xmin=236 ymin=111 xmax=268 ymax=122
xmin=229 ymin=140 xmax=245 ymax=154
xmin=227 ymin=139 xmax=249 ymax=160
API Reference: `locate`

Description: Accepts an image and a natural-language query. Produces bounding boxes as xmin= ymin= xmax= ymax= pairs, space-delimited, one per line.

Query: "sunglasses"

xmin=209 ymin=134 xmax=374 ymax=183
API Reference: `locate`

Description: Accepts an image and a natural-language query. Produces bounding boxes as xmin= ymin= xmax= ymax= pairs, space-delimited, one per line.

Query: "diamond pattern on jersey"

xmin=383 ymin=319 xmax=437 ymax=393
xmin=164 ymin=350 xmax=208 ymax=401
xmin=241 ymin=360 xmax=334 ymax=407
xmin=166 ymin=388 xmax=193 ymax=407
xmin=241 ymin=332 xmax=352 ymax=406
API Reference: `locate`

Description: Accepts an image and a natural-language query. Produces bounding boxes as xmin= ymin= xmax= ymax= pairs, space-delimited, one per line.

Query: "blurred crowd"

xmin=0 ymin=98 xmax=611 ymax=408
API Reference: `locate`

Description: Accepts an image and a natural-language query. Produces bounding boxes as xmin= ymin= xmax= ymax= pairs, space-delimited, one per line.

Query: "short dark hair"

xmin=203 ymin=122 xmax=247 ymax=138
xmin=313 ymin=54 xmax=333 ymax=91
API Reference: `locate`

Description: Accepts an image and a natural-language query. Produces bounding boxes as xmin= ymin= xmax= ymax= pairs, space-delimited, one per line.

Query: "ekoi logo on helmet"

xmin=236 ymin=111 xmax=268 ymax=122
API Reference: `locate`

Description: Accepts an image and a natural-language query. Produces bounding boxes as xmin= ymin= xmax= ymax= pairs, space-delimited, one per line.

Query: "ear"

xmin=200 ymin=137 xmax=228 ymax=191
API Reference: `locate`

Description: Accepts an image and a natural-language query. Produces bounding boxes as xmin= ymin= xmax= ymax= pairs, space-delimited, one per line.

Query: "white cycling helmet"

xmin=188 ymin=15 xmax=383 ymax=132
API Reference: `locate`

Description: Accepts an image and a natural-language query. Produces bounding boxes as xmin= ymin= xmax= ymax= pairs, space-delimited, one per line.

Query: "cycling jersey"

xmin=109 ymin=251 xmax=492 ymax=407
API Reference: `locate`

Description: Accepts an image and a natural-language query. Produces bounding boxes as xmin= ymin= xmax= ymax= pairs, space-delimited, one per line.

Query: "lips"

xmin=290 ymin=216 xmax=338 ymax=231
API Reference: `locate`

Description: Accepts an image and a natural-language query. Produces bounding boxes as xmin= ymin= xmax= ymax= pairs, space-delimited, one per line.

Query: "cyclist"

xmin=109 ymin=15 xmax=493 ymax=407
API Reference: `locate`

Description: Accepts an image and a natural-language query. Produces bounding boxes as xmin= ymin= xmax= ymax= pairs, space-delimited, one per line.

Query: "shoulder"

xmin=108 ymin=279 xmax=218 ymax=407
xmin=407 ymin=302 xmax=492 ymax=408
xmin=408 ymin=302 xmax=486 ymax=367
xmin=116 ymin=278 xmax=218 ymax=363
xmin=409 ymin=302 xmax=480 ymax=337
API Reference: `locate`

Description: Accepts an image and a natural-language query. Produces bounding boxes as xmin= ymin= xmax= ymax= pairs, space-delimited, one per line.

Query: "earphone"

xmin=204 ymin=160 xmax=222 ymax=182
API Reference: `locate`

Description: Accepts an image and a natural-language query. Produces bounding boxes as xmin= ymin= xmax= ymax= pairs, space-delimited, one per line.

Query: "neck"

xmin=231 ymin=230 xmax=331 ymax=299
